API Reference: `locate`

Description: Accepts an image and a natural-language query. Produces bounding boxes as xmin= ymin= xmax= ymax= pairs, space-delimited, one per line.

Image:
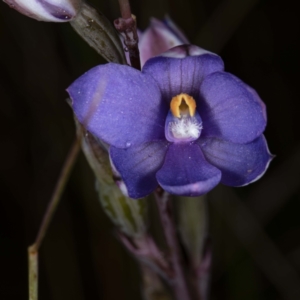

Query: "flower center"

xmin=170 ymin=93 xmax=197 ymax=118
xmin=165 ymin=93 xmax=203 ymax=143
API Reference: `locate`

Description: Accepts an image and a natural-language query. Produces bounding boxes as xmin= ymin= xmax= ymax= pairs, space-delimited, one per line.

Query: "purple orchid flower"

xmin=3 ymin=0 xmax=81 ymax=22
xmin=67 ymin=44 xmax=272 ymax=199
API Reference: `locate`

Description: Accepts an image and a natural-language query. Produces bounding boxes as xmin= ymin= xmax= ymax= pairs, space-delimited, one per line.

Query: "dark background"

xmin=1 ymin=0 xmax=300 ymax=299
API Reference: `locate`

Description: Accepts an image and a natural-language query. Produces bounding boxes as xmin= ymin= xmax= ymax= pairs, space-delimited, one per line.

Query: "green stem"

xmin=155 ymin=191 xmax=191 ymax=300
xmin=28 ymin=135 xmax=82 ymax=300
xmin=28 ymin=246 xmax=38 ymax=300
xmin=34 ymin=136 xmax=81 ymax=250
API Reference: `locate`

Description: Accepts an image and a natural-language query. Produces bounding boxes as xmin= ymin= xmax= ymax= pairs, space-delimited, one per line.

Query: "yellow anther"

xmin=170 ymin=93 xmax=196 ymax=118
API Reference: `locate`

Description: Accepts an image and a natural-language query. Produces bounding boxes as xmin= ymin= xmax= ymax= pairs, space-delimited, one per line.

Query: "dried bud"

xmin=4 ymin=0 xmax=82 ymax=22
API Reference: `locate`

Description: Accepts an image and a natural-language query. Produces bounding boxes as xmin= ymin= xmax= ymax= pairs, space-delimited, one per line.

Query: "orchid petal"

xmin=4 ymin=0 xmax=81 ymax=22
xmin=156 ymin=143 xmax=221 ymax=196
xmin=142 ymin=45 xmax=224 ymax=102
xmin=139 ymin=18 xmax=188 ymax=66
xmin=67 ymin=63 xmax=168 ymax=148
xmin=199 ymin=135 xmax=273 ymax=186
xmin=244 ymin=84 xmax=267 ymax=122
xmin=199 ymin=72 xmax=266 ymax=143
xmin=163 ymin=16 xmax=189 ymax=44
xmin=159 ymin=44 xmax=216 ymax=59
xmin=110 ymin=141 xmax=170 ymax=199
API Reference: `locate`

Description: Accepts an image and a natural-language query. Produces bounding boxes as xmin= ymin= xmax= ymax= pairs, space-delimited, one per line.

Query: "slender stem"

xmin=28 ymin=134 xmax=82 ymax=300
xmin=177 ymin=195 xmax=210 ymax=300
xmin=155 ymin=191 xmax=191 ymax=300
xmin=118 ymin=0 xmax=131 ymax=19
xmin=140 ymin=265 xmax=172 ymax=300
xmin=28 ymin=246 xmax=38 ymax=300
xmin=33 ymin=136 xmax=82 ymax=250
xmin=114 ymin=0 xmax=141 ymax=70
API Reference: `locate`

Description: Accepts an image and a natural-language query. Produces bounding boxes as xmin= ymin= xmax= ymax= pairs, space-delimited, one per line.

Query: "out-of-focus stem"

xmin=176 ymin=196 xmax=210 ymax=299
xmin=28 ymin=247 xmax=38 ymax=300
xmin=33 ymin=136 xmax=81 ymax=250
xmin=155 ymin=191 xmax=191 ymax=300
xmin=114 ymin=0 xmax=141 ymax=70
xmin=28 ymin=135 xmax=82 ymax=300
xmin=141 ymin=265 xmax=172 ymax=300
xmin=118 ymin=0 xmax=131 ymax=19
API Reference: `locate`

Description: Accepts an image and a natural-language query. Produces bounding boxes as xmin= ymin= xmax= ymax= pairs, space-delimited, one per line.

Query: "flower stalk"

xmin=140 ymin=265 xmax=172 ymax=300
xmin=28 ymin=246 xmax=38 ymax=300
xmin=155 ymin=191 xmax=192 ymax=300
xmin=28 ymin=134 xmax=82 ymax=300
xmin=176 ymin=196 xmax=211 ymax=299
xmin=114 ymin=0 xmax=141 ymax=70
xmin=118 ymin=0 xmax=132 ymax=19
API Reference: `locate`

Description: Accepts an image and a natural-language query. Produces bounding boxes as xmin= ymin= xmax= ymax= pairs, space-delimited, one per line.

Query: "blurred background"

xmin=0 ymin=0 xmax=300 ymax=299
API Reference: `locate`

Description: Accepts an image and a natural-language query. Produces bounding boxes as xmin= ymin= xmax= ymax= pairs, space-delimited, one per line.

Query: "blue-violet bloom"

xmin=4 ymin=0 xmax=81 ymax=22
xmin=68 ymin=44 xmax=273 ymax=199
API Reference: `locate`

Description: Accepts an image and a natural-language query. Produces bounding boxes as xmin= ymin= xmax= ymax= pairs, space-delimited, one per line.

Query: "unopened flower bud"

xmin=139 ymin=16 xmax=189 ymax=66
xmin=3 ymin=0 xmax=82 ymax=22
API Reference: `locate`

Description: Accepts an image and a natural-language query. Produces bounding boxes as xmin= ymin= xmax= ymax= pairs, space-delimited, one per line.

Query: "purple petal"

xmin=139 ymin=18 xmax=187 ymax=66
xmin=163 ymin=16 xmax=189 ymax=44
xmin=67 ymin=63 xmax=168 ymax=148
xmin=159 ymin=44 xmax=217 ymax=59
xmin=38 ymin=0 xmax=77 ymax=20
xmin=198 ymin=135 xmax=273 ymax=186
xmin=142 ymin=45 xmax=224 ymax=102
xmin=199 ymin=72 xmax=266 ymax=144
xmin=110 ymin=141 xmax=170 ymax=199
xmin=4 ymin=0 xmax=80 ymax=22
xmin=244 ymin=84 xmax=267 ymax=122
xmin=156 ymin=143 xmax=221 ymax=196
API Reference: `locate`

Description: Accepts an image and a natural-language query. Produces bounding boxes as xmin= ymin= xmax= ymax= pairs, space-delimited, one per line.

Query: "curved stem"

xmin=33 ymin=136 xmax=82 ymax=250
xmin=28 ymin=135 xmax=82 ymax=300
xmin=155 ymin=191 xmax=191 ymax=300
